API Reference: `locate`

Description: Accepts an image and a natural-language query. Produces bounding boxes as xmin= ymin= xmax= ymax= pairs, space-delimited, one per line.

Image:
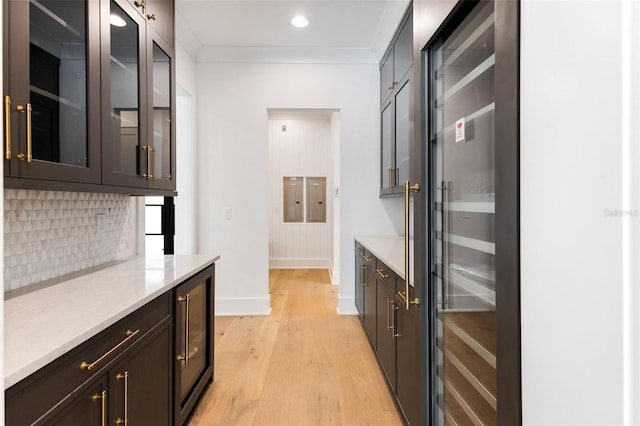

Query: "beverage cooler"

xmin=422 ymin=0 xmax=520 ymax=424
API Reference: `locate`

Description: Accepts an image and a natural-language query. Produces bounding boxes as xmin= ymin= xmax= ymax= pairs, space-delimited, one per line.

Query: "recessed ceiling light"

xmin=110 ymin=14 xmax=127 ymax=27
xmin=291 ymin=15 xmax=309 ymax=29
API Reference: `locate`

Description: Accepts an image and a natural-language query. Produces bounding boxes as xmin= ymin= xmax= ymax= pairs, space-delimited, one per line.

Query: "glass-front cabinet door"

xmin=6 ymin=0 xmax=101 ymax=182
xmin=148 ymin=34 xmax=175 ymax=190
xmin=102 ymin=0 xmax=146 ymax=187
xmin=429 ymin=2 xmax=497 ymax=424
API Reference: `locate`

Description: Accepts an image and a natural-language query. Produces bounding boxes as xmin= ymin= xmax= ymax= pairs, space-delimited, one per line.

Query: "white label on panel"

xmin=455 ymin=117 xmax=465 ymax=143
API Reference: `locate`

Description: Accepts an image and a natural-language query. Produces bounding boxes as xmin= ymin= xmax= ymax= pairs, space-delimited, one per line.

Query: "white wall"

xmin=267 ymin=112 xmax=332 ymax=269
xmin=196 ymin=62 xmax=402 ymax=315
xmin=175 ymin=42 xmax=198 ymax=254
xmin=520 ymin=1 xmax=639 ymax=423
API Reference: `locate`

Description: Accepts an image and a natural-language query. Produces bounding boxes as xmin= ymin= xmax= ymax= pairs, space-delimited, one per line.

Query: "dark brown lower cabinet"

xmin=6 ymin=264 xmax=216 ymax=426
xmin=355 ymin=241 xmax=422 ymax=425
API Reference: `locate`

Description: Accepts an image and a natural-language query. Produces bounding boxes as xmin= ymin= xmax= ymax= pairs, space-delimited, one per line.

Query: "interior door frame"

xmin=412 ymin=0 xmax=522 ymax=424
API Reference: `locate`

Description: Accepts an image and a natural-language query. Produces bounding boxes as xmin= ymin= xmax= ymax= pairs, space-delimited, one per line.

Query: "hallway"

xmin=188 ymin=269 xmax=403 ymax=425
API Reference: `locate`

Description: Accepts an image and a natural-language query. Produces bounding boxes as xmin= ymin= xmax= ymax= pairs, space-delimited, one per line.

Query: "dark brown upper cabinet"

xmin=2 ymin=0 xmax=175 ymax=194
xmin=101 ymin=0 xmax=175 ymax=192
xmin=380 ymin=7 xmax=413 ymax=197
xmin=4 ymin=0 xmax=102 ymax=185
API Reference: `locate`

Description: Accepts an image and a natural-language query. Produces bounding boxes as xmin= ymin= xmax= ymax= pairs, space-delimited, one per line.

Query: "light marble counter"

xmin=354 ymin=235 xmax=414 ymax=285
xmin=4 ymin=254 xmax=219 ymax=389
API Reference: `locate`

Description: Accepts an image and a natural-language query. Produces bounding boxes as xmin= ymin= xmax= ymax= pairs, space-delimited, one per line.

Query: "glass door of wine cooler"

xmin=429 ymin=2 xmax=497 ymax=424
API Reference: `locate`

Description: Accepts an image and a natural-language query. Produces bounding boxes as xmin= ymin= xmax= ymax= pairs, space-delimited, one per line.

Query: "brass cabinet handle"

xmin=92 ymin=391 xmax=107 ymax=426
xmin=142 ymin=145 xmax=155 ymax=179
xmin=80 ymin=329 xmax=140 ymax=371
xmin=400 ymin=180 xmax=421 ymax=310
xmin=387 ymin=81 xmax=397 ymax=90
xmin=363 ymin=255 xmax=373 ymax=263
xmin=116 ymin=371 xmax=129 ymax=426
xmin=147 ymin=13 xmax=157 ymax=20
xmin=392 ymin=304 xmax=401 ymax=338
xmin=134 ymin=1 xmax=146 ymax=9
xmin=360 ymin=264 xmax=366 ymax=286
xmin=355 ymin=247 xmax=363 ymax=254
xmin=177 ymin=294 xmax=191 ymax=365
xmin=376 ymin=268 xmax=390 ymax=279
xmin=4 ymin=96 xmax=11 ymax=160
xmin=16 ymin=103 xmax=32 ymax=163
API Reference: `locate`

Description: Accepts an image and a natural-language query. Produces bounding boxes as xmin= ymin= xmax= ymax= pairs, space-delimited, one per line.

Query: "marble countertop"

xmin=4 ymin=254 xmax=219 ymax=389
xmin=354 ymin=235 xmax=414 ymax=285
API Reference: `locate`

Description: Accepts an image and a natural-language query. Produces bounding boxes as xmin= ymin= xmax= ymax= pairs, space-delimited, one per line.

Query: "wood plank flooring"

xmin=188 ymin=269 xmax=403 ymax=426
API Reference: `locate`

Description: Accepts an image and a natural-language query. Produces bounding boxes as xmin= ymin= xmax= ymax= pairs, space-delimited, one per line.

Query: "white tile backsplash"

xmin=4 ymin=190 xmax=136 ymax=291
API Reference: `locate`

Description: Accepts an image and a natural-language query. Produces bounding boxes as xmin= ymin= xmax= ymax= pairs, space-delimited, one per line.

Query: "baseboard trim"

xmin=337 ymin=294 xmax=358 ymax=315
xmin=269 ymin=258 xmax=330 ymax=269
xmin=329 ymin=269 xmax=340 ymax=286
xmin=215 ymin=295 xmax=271 ymax=316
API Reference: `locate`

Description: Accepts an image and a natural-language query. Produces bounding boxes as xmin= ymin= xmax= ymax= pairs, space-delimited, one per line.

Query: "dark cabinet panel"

xmin=376 ymin=282 xmax=397 ymax=390
xmin=380 ymin=50 xmax=394 ymax=104
xmin=146 ymin=0 xmax=174 ymax=47
xmin=396 ymin=306 xmax=421 ymax=426
xmin=110 ymin=324 xmax=172 ymax=426
xmin=44 ymin=378 xmax=107 ymax=426
xmin=126 ymin=0 xmax=174 ymax=47
xmin=393 ymin=16 xmax=413 ymax=84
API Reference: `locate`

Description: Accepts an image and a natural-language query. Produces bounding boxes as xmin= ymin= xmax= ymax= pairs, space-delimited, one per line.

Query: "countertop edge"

xmin=354 ymin=235 xmax=413 ymax=284
xmin=4 ymin=254 xmax=220 ymax=389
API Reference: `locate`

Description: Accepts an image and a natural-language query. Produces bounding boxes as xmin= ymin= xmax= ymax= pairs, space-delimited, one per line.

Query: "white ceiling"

xmin=175 ymin=0 xmax=411 ymax=63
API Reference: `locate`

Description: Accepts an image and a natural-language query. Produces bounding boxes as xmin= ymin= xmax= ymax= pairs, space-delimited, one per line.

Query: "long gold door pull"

xmin=80 ymin=329 xmax=140 ymax=371
xmin=401 ymin=180 xmax=421 ymax=310
xmin=177 ymin=294 xmax=191 ymax=365
xmin=392 ymin=304 xmax=401 ymax=338
xmin=16 ymin=104 xmax=32 ymax=163
xmin=116 ymin=371 xmax=129 ymax=426
xmin=92 ymin=390 xmax=107 ymax=426
xmin=4 ymin=96 xmax=11 ymax=160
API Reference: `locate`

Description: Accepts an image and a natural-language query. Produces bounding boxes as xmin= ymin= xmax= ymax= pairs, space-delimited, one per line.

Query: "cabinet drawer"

xmin=6 ymin=293 xmax=171 ymax=425
xmin=354 ymin=241 xmax=364 ymax=255
xmin=375 ymin=259 xmax=397 ymax=292
xmin=362 ymin=249 xmax=376 ymax=267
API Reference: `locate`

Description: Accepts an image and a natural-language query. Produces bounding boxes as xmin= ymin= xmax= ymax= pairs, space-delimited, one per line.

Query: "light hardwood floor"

xmin=187 ymin=269 xmax=403 ymax=426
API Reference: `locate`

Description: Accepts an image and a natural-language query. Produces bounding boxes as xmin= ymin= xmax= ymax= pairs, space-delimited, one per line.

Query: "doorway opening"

xmin=267 ymin=109 xmax=341 ymax=285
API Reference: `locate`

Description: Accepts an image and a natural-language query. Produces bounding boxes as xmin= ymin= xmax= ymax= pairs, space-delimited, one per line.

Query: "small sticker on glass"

xmin=455 ymin=118 xmax=465 ymax=143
